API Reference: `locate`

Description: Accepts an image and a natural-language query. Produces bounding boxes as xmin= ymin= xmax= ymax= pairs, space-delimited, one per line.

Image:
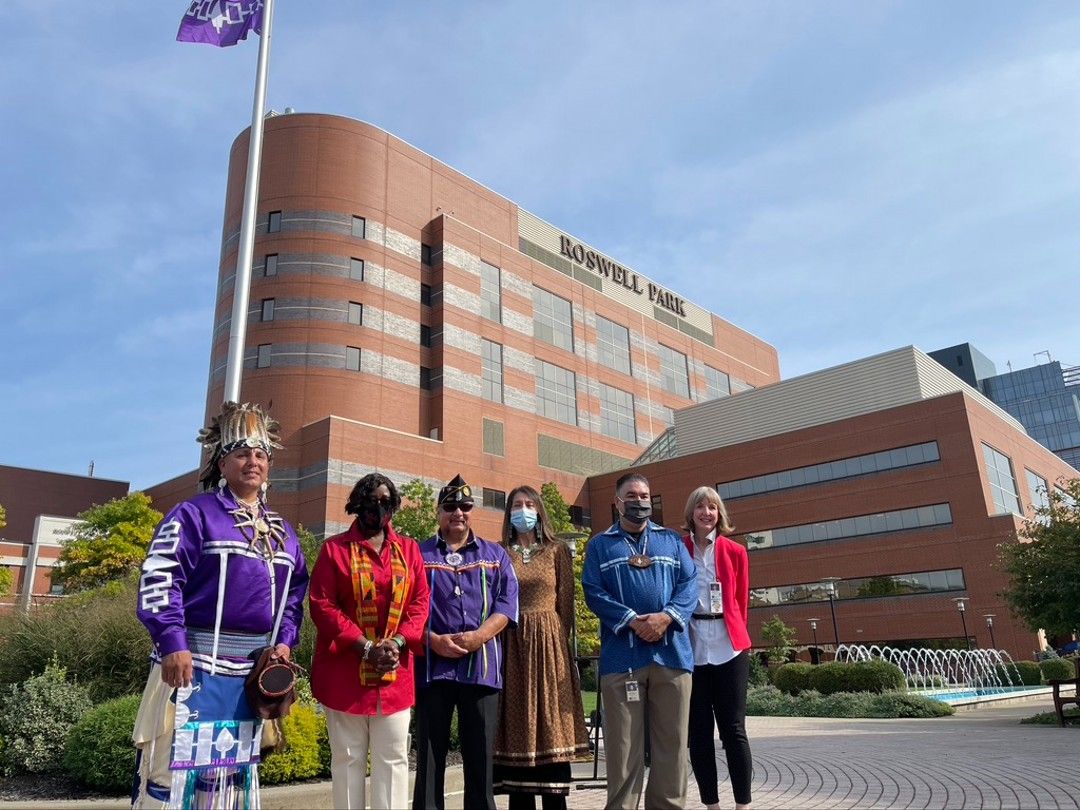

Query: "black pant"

xmin=507 ymin=792 xmax=566 ymax=810
xmin=688 ymin=652 xmax=753 ymax=806
xmin=413 ymin=681 xmax=499 ymax=810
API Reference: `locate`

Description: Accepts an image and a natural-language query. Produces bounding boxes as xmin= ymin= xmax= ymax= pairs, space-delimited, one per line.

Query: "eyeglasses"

xmin=441 ymin=503 xmax=473 ymax=513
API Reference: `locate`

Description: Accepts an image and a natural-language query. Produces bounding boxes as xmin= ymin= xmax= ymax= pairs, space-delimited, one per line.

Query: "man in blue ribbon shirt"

xmin=414 ymin=474 xmax=519 ymax=810
xmin=583 ymin=472 xmax=697 ymax=810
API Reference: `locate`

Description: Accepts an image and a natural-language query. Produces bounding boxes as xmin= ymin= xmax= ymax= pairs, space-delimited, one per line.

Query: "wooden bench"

xmin=1048 ymin=657 xmax=1080 ymax=727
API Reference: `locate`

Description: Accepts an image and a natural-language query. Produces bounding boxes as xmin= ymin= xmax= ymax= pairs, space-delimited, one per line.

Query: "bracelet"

xmin=362 ymin=640 xmax=374 ymax=661
xmin=393 ymin=634 xmax=406 ymax=650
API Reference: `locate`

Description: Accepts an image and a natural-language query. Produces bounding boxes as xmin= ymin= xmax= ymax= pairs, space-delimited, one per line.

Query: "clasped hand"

xmin=629 ymin=612 xmax=672 ymax=643
xmin=429 ymin=630 xmax=483 ymax=659
xmin=367 ymin=639 xmax=400 ymax=673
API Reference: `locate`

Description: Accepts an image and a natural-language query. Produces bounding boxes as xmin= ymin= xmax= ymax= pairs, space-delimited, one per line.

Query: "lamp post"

xmin=953 ymin=597 xmax=971 ymax=650
xmin=984 ymin=614 xmax=997 ymax=650
xmin=807 ymin=618 xmax=821 ymax=664
xmin=821 ymin=577 xmax=842 ymax=652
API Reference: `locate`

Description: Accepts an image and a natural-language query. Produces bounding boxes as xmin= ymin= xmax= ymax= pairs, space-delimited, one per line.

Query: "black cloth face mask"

xmin=356 ymin=502 xmax=392 ymax=537
xmin=621 ymin=501 xmax=652 ymax=525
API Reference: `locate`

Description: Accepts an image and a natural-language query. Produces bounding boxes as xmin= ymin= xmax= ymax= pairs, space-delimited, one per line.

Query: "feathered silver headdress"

xmin=197 ymin=402 xmax=282 ymax=490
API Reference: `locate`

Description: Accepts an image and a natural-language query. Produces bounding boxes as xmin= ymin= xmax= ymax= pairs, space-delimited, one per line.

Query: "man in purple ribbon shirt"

xmin=131 ymin=402 xmax=308 ymax=809
xmin=413 ymin=474 xmax=519 ymax=810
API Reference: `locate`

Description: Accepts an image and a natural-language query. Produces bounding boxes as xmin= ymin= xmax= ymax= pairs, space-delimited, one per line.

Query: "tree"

xmin=392 ymin=479 xmax=438 ymax=542
xmin=0 ymin=502 xmax=6 ymax=530
xmin=53 ymin=493 xmax=162 ymax=592
xmin=999 ymin=478 xmax=1080 ymax=638
xmin=540 ymin=482 xmax=600 ymax=656
xmin=761 ymin=614 xmax=797 ymax=665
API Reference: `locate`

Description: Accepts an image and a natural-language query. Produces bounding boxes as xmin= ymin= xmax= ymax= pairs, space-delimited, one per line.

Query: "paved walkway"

xmin=564 ymin=699 xmax=1080 ymax=809
xmin=5 ymin=700 xmax=1075 ymax=809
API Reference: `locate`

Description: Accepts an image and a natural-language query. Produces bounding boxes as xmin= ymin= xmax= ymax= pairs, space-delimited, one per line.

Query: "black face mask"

xmin=356 ymin=502 xmax=392 ymax=536
xmin=621 ymin=501 xmax=652 ymax=525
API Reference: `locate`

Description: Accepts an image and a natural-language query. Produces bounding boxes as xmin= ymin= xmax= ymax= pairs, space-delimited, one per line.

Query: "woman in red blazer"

xmin=682 ymin=486 xmax=753 ymax=810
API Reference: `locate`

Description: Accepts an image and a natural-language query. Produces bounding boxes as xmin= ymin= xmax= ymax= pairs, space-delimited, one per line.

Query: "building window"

xmin=480 ymin=261 xmax=501 ymax=323
xmin=350 ymin=258 xmax=364 ymax=281
xmin=750 ymin=568 xmax=966 ymax=608
xmin=420 ymin=366 xmax=432 ymax=390
xmin=267 ymin=211 xmax=281 ymax=233
xmin=1026 ymin=469 xmax=1051 ymax=522
xmin=347 ymin=302 xmax=362 ymax=326
xmin=256 ymin=344 xmax=271 ymax=368
xmin=483 ymin=488 xmax=507 ymax=510
xmin=420 ymin=324 xmax=432 ymax=348
xmin=421 ymin=243 xmax=432 ymax=266
xmin=744 ymin=503 xmax=953 ymax=551
xmin=598 ymin=383 xmax=636 ymax=443
xmin=719 ymin=441 xmax=941 ymax=500
xmin=260 ymin=298 xmax=275 ymax=322
xmin=982 ymin=444 xmax=1023 ymax=516
xmin=481 ymin=339 xmax=503 ymax=404
xmin=345 ymin=346 xmax=361 ymax=371
xmin=536 ymin=360 xmax=577 ymax=426
xmin=420 ymin=284 xmax=432 ymax=306
xmin=703 ymin=365 xmax=731 ymax=399
xmin=352 ymin=216 xmax=366 ymax=239
xmin=483 ymin=418 xmax=504 ymax=456
xmin=570 ymin=506 xmax=591 ymax=528
xmin=658 ymin=344 xmax=690 ymax=398
xmin=596 ymin=315 xmax=631 ymax=374
xmin=533 ymin=287 xmax=573 ymax=352
xmin=264 ymin=254 xmax=278 ymax=277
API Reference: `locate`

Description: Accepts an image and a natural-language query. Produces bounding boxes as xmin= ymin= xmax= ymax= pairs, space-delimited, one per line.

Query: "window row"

xmin=749 ymin=568 xmax=966 ymax=608
xmin=267 ymin=212 xmax=366 ymax=239
xmin=718 ymin=441 xmax=941 ymax=500
xmin=745 ymin=503 xmax=953 ymax=551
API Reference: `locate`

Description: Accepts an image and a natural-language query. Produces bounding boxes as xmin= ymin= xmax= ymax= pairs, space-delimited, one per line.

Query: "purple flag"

xmin=177 ymin=1 xmax=264 ymax=47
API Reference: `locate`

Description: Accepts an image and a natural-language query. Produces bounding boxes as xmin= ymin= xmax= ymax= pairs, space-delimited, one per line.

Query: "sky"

xmin=2 ymin=1 xmax=1079 ymax=491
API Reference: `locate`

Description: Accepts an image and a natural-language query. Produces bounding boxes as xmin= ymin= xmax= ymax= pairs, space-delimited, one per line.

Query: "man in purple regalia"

xmin=131 ymin=402 xmax=309 ymax=809
xmin=413 ymin=474 xmax=519 ymax=810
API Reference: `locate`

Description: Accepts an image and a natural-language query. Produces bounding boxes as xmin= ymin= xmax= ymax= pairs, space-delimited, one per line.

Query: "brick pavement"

xmin=561 ymin=700 xmax=1080 ymax=810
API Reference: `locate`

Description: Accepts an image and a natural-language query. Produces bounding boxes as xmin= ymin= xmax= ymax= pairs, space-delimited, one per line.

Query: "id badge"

xmin=709 ymin=581 xmax=724 ymax=615
xmin=625 ymin=679 xmax=640 ymax=702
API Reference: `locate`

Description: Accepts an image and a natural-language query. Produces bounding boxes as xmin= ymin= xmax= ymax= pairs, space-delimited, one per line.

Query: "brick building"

xmin=586 ymin=347 xmax=1079 ymax=660
xmin=148 ymin=113 xmax=780 ymax=539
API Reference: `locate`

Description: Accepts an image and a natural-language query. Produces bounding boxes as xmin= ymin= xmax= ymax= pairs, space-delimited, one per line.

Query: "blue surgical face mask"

xmin=510 ymin=507 xmax=538 ymax=533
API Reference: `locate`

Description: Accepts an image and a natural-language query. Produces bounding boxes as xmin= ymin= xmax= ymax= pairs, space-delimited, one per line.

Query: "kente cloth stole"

xmin=350 ymin=539 xmax=410 ymax=685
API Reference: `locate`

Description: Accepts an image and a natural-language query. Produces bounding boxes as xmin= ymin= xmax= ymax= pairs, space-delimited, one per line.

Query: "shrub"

xmin=0 ymin=661 xmax=93 ymax=775
xmin=994 ymin=661 xmax=1042 ymax=686
xmin=0 ymin=578 xmax=151 ymax=701
xmin=808 ymin=660 xmax=904 ymax=695
xmin=865 ymin=692 xmax=954 ymax=718
xmin=1022 ymin=708 xmax=1080 ymax=725
xmin=747 ymin=654 xmax=769 ymax=688
xmin=773 ymin=663 xmax=816 ymax=695
xmin=746 ymin=685 xmax=952 ymax=718
xmin=259 ymin=703 xmax=327 ymax=784
xmin=1039 ymin=658 xmax=1076 ymax=682
xmin=63 ymin=694 xmax=140 ymax=793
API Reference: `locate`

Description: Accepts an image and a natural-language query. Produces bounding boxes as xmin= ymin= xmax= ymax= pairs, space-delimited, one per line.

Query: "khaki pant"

xmin=600 ymin=664 xmax=691 ymax=810
xmin=325 ymin=706 xmax=412 ymax=810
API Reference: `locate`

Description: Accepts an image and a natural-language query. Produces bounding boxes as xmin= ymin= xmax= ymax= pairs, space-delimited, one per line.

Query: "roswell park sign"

xmin=558 ymin=236 xmax=687 ymax=318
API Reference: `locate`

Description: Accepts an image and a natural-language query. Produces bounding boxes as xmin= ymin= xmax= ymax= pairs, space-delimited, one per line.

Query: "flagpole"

xmin=222 ymin=0 xmax=275 ymax=404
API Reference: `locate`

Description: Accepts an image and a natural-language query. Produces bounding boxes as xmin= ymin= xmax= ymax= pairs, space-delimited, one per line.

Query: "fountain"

xmin=835 ymin=644 xmax=1035 ymax=702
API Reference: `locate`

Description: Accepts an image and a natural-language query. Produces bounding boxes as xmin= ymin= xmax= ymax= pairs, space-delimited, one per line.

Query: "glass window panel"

xmin=352 ymin=216 xmax=366 ymax=238
xmin=599 ymin=383 xmax=636 ymax=443
xmin=933 ymin=503 xmax=952 ymax=524
xmin=536 ymin=360 xmax=576 ymax=425
xmin=869 ymin=513 xmax=888 ymax=533
xmin=916 ymin=505 xmax=936 ymax=525
xmin=532 ymin=287 xmax=573 ymax=351
xmin=264 ymin=254 xmax=278 ymax=277
xmin=420 ymin=284 xmax=432 ymax=306
xmin=260 ymin=298 xmax=275 ymax=321
xmin=348 ymin=302 xmax=362 ymax=325
xmin=256 ymin=344 xmax=271 ymax=368
xmin=658 ymin=344 xmax=691 ymax=398
xmin=927 ymin=571 xmax=948 ymax=591
xmin=481 ymin=262 xmax=502 ymax=323
xmin=854 ymin=515 xmax=872 ymax=534
xmin=345 ymin=346 xmax=360 ymax=371
xmin=946 ymin=569 xmax=965 ymax=589
xmin=350 ymin=258 xmax=364 ymax=280
xmin=825 ymin=520 xmax=842 ymax=539
xmin=267 ymin=211 xmax=281 ymax=233
xmin=840 ymin=517 xmax=857 ymax=537
xmin=802 ymin=466 xmax=820 ymax=484
xmin=777 ymin=470 xmax=793 ymax=488
xmin=703 ymin=365 xmax=731 ymax=399
xmin=596 ymin=315 xmax=631 ymax=374
xmin=481 ymin=339 xmax=503 ymax=404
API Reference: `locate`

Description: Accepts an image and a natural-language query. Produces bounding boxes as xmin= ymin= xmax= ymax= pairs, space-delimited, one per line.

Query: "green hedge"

xmin=1039 ymin=658 xmax=1076 ymax=683
xmin=746 ymin=685 xmax=953 ymax=718
xmin=773 ymin=663 xmax=815 ymax=694
xmin=747 ymin=655 xmax=769 ymax=688
xmin=63 ymin=695 xmax=140 ymax=793
xmin=994 ymin=661 xmax=1042 ymax=686
xmin=0 ymin=661 xmax=93 ymax=776
xmin=808 ymin=660 xmax=905 ymax=695
xmin=259 ymin=703 xmax=331 ymax=784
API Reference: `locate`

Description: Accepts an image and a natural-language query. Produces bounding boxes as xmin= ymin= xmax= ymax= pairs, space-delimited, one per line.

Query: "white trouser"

xmin=324 ymin=705 xmax=411 ymax=810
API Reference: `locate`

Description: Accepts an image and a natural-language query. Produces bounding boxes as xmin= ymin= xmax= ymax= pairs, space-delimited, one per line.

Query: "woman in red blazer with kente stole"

xmin=682 ymin=487 xmax=753 ymax=810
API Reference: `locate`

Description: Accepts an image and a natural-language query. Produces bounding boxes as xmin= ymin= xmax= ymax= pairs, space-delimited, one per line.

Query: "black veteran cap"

xmin=438 ymin=474 xmax=474 ymax=507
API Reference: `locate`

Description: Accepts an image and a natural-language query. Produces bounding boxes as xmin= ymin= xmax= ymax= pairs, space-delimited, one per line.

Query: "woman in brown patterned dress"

xmin=493 ymin=485 xmax=590 ymax=810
